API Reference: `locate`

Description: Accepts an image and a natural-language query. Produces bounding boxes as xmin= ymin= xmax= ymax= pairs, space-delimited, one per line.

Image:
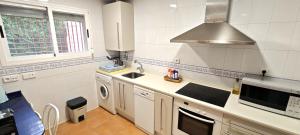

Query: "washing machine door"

xmin=99 ymin=84 xmax=109 ymax=100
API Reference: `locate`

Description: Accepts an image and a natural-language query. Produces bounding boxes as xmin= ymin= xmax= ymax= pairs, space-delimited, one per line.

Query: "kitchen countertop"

xmin=96 ymin=68 xmax=300 ymax=135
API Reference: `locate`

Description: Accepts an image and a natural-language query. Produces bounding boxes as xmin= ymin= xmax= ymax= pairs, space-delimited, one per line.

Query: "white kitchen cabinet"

xmin=114 ymin=79 xmax=134 ymax=121
xmin=102 ymin=1 xmax=134 ymax=51
xmin=154 ymin=92 xmax=173 ymax=135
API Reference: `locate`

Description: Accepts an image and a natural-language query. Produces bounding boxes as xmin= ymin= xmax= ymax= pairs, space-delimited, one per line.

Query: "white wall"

xmin=133 ymin=0 xmax=300 ymax=82
xmin=3 ymin=63 xmax=98 ymax=123
xmin=0 ymin=0 xmax=108 ymax=123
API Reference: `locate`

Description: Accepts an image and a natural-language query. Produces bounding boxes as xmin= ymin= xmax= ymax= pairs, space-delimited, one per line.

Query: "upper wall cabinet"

xmin=102 ymin=1 xmax=134 ymax=51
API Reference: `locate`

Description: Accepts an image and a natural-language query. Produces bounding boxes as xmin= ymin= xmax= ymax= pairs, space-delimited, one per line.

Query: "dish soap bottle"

xmin=232 ymin=78 xmax=240 ymax=95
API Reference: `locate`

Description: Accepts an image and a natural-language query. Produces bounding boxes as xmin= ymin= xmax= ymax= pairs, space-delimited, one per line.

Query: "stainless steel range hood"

xmin=170 ymin=0 xmax=256 ymax=45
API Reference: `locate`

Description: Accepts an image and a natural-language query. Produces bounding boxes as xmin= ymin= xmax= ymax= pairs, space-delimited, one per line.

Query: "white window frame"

xmin=0 ymin=0 xmax=93 ymax=66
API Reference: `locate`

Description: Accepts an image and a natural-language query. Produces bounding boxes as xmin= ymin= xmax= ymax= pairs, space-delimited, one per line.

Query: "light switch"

xmin=2 ymin=74 xmax=19 ymax=83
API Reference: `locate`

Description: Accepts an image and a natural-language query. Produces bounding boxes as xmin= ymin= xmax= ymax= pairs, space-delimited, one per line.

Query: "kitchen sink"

xmin=122 ymin=72 xmax=144 ymax=79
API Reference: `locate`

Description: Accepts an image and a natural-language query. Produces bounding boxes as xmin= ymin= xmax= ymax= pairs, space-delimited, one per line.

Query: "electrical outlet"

xmin=2 ymin=74 xmax=19 ymax=83
xmin=22 ymin=72 xmax=36 ymax=80
xmin=174 ymin=58 xmax=180 ymax=64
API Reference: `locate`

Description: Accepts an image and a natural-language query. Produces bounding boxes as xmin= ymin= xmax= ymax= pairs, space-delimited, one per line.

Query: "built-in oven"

xmin=239 ymin=76 xmax=300 ymax=119
xmin=173 ymin=98 xmax=223 ymax=135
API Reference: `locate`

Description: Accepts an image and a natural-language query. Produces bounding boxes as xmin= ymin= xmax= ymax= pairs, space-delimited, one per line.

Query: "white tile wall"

xmin=247 ymin=23 xmax=269 ymax=46
xmin=291 ymin=22 xmax=300 ymax=51
xmin=224 ymin=48 xmax=244 ymax=72
xmin=133 ymin=0 xmax=300 ymax=81
xmin=261 ymin=50 xmax=289 ymax=77
xmin=264 ymin=22 xmax=296 ymax=50
xmin=298 ymin=8 xmax=300 ymax=21
xmin=241 ymin=49 xmax=264 ymax=74
xmin=230 ymin=0 xmax=252 ymax=24
xmin=250 ymin=0 xmax=274 ymax=23
xmin=284 ymin=51 xmax=300 ymax=80
xmin=271 ymin=0 xmax=299 ymax=22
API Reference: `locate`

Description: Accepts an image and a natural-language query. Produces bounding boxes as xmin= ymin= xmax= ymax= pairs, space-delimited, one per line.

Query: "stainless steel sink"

xmin=122 ymin=72 xmax=144 ymax=79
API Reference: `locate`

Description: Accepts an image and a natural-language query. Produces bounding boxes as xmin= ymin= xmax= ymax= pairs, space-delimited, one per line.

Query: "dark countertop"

xmin=0 ymin=91 xmax=44 ymax=135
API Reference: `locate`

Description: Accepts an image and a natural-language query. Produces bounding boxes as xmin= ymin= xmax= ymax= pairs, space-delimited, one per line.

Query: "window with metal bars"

xmin=0 ymin=5 xmax=53 ymax=57
xmin=53 ymin=12 xmax=88 ymax=53
xmin=0 ymin=3 xmax=91 ymax=65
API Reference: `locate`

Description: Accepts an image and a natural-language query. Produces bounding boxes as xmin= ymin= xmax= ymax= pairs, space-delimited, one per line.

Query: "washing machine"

xmin=96 ymin=73 xmax=116 ymax=114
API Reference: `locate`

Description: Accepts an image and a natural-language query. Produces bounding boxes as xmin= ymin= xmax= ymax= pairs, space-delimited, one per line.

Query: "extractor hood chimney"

xmin=170 ymin=0 xmax=256 ymax=45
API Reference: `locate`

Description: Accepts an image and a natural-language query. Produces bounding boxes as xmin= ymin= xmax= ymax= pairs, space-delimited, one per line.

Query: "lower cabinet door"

xmin=113 ymin=79 xmax=134 ymax=121
xmin=123 ymin=81 xmax=134 ymax=121
xmin=154 ymin=92 xmax=173 ymax=135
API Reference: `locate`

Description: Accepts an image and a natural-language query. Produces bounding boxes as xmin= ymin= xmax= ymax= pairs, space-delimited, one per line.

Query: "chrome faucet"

xmin=134 ymin=60 xmax=144 ymax=73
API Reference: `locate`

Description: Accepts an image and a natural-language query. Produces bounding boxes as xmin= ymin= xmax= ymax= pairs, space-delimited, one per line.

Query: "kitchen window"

xmin=53 ymin=12 xmax=88 ymax=53
xmin=0 ymin=5 xmax=53 ymax=57
xmin=0 ymin=2 xmax=91 ymax=65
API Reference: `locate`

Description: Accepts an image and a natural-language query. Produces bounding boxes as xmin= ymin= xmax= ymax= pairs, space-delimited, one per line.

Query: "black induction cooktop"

xmin=176 ymin=83 xmax=230 ymax=107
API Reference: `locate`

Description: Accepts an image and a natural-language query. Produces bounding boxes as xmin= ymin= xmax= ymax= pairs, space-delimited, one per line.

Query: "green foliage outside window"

xmin=1 ymin=15 xmax=53 ymax=56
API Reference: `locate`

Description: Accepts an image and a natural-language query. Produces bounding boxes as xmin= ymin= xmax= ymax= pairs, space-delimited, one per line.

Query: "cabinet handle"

xmin=179 ymin=108 xmax=215 ymax=124
xmin=118 ymin=83 xmax=122 ymax=108
xmin=160 ymin=98 xmax=163 ymax=131
xmin=123 ymin=84 xmax=126 ymax=110
xmin=116 ymin=22 xmax=120 ymax=49
xmin=86 ymin=29 xmax=89 ymax=38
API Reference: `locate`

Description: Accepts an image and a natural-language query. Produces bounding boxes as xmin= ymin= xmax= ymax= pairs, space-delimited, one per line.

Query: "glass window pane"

xmin=53 ymin=12 xmax=88 ymax=53
xmin=0 ymin=5 xmax=53 ymax=57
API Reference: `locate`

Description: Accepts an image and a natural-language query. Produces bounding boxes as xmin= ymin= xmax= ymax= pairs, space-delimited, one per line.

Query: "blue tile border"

xmin=134 ymin=57 xmax=246 ymax=79
xmin=0 ymin=55 xmax=245 ymax=79
xmin=0 ymin=56 xmax=105 ymax=77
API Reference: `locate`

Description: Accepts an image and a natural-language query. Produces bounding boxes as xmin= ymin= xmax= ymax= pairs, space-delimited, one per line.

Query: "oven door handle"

xmin=178 ymin=108 xmax=215 ymax=124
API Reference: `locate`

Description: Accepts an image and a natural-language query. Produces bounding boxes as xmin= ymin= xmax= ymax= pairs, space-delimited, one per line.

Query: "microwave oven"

xmin=239 ymin=76 xmax=300 ymax=119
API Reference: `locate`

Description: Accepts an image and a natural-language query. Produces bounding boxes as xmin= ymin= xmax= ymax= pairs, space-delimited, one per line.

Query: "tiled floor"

xmin=56 ymin=107 xmax=147 ymax=135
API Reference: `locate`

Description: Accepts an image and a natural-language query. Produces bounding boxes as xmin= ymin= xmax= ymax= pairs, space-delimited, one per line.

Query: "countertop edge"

xmin=96 ymin=69 xmax=300 ymax=135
